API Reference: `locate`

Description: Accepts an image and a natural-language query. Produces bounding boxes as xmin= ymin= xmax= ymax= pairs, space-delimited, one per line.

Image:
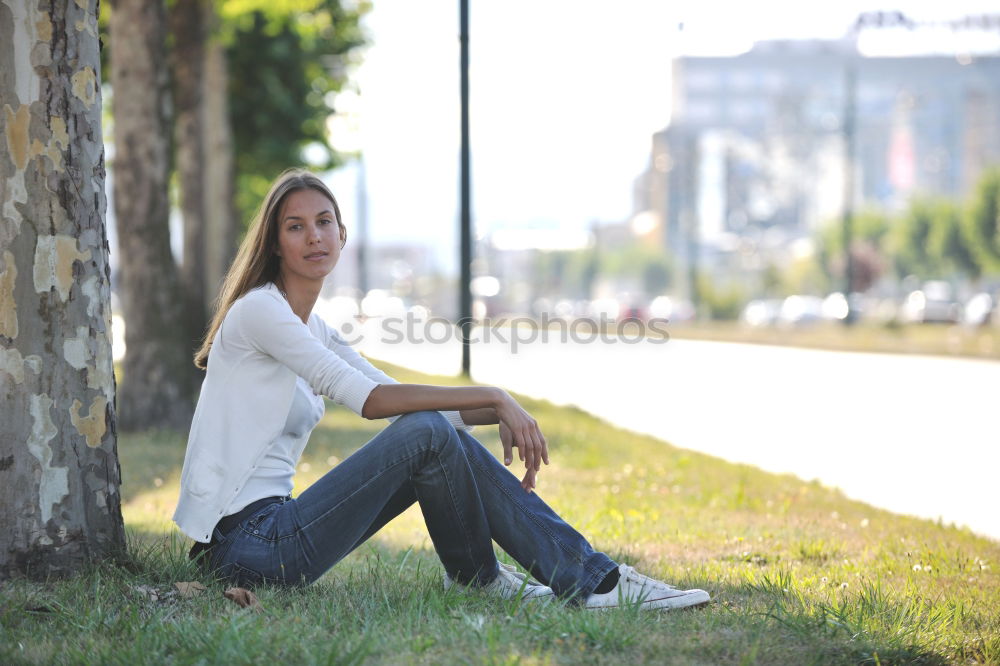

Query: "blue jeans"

xmin=204 ymin=411 xmax=617 ymax=600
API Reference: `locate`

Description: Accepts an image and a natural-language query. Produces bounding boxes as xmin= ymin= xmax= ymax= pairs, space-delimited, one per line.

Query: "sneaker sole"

xmin=586 ymin=589 xmax=711 ymax=611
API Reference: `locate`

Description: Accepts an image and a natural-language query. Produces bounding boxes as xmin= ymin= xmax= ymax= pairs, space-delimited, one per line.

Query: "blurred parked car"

xmin=619 ymin=303 xmax=648 ymax=321
xmin=648 ymin=296 xmax=695 ymax=323
xmin=821 ymin=292 xmax=872 ymax=322
xmin=900 ymin=281 xmax=961 ymax=324
xmin=741 ymin=299 xmax=782 ymax=327
xmin=778 ymin=295 xmax=824 ymax=327
xmin=963 ymin=292 xmax=997 ymax=327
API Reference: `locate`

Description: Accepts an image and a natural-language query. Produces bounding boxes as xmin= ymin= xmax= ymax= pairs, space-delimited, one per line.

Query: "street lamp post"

xmin=841 ymin=57 xmax=856 ymax=325
xmin=459 ymin=0 xmax=473 ymax=376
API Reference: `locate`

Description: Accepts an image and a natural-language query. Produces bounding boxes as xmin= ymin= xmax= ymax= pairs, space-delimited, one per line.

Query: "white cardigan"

xmin=173 ymin=283 xmax=468 ymax=542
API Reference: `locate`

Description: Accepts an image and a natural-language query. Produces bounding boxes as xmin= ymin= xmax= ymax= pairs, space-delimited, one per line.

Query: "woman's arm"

xmin=362 ymin=384 xmax=549 ymax=491
xmin=323 ymin=324 xmax=472 ymax=431
xmin=457 ymin=407 xmax=498 ymax=426
xmin=361 ymin=383 xmax=503 ymax=419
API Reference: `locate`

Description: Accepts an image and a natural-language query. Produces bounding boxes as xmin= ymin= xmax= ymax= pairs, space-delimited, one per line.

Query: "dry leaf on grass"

xmin=224 ymin=587 xmax=263 ymax=612
xmin=175 ymin=582 xmax=207 ymax=598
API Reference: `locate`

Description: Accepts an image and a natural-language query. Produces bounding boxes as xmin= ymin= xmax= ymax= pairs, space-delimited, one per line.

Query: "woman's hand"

xmin=496 ymin=393 xmax=548 ymax=492
xmin=359 ymin=383 xmax=549 ymax=492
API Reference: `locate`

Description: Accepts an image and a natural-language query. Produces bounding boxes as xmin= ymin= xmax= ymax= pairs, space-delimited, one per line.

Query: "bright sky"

xmin=329 ymin=0 xmax=1000 ymax=273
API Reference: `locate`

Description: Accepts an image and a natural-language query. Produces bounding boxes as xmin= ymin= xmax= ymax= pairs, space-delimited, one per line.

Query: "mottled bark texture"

xmin=0 ymin=0 xmax=126 ymax=579
xmin=169 ymin=0 xmax=207 ymax=352
xmin=110 ymin=0 xmax=195 ymax=431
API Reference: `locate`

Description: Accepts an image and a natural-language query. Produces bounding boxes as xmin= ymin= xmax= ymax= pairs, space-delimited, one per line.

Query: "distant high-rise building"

xmin=637 ymin=39 xmax=1000 ymax=286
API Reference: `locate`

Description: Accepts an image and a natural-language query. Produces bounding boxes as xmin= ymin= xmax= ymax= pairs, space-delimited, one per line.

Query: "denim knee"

xmin=394 ymin=411 xmax=455 ymax=452
xmin=395 ymin=410 xmax=451 ymax=431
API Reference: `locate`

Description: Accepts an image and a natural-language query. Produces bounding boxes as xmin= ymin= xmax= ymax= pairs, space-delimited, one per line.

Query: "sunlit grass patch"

xmin=4 ymin=360 xmax=998 ymax=664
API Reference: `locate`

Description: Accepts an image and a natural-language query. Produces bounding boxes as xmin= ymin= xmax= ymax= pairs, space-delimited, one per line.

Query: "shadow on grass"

xmin=107 ymin=524 xmax=960 ymax=665
xmin=2 ymin=525 xmax=968 ymax=665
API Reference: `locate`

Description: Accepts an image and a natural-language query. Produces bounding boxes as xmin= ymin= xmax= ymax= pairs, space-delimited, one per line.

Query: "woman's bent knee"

xmin=394 ymin=410 xmax=452 ymax=432
xmin=393 ymin=411 xmax=455 ymax=452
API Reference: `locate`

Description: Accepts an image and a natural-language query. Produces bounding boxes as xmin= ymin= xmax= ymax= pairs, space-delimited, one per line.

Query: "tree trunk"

xmin=169 ymin=0 xmax=208 ymax=350
xmin=110 ymin=0 xmax=194 ymax=431
xmin=201 ymin=1 xmax=238 ymax=305
xmin=0 ymin=0 xmax=126 ymax=579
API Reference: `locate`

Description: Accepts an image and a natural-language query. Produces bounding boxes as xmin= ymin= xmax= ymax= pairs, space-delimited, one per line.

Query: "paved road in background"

xmin=356 ymin=322 xmax=1000 ymax=540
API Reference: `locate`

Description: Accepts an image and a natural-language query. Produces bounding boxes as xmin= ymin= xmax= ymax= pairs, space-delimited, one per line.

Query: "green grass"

xmin=2 ymin=361 xmax=998 ymax=664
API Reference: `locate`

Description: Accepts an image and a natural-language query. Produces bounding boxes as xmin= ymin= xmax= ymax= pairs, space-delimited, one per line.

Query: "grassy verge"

xmin=666 ymin=321 xmax=1000 ymax=361
xmin=2 ymin=362 xmax=998 ymax=664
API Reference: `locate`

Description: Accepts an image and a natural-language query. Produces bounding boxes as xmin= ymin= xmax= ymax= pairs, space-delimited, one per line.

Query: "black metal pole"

xmin=459 ymin=0 xmax=472 ymax=376
xmin=356 ymin=157 xmax=369 ymax=297
xmin=841 ymin=59 xmax=856 ymax=325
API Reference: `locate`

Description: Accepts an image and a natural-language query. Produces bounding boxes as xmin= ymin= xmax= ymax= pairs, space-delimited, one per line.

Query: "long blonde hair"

xmin=194 ymin=168 xmax=346 ymax=369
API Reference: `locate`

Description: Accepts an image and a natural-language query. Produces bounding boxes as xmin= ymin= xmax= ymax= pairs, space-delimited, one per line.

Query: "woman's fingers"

xmin=496 ymin=392 xmax=549 ymax=479
xmin=516 ymin=428 xmax=530 ymax=471
xmin=510 ymin=422 xmax=546 ymax=471
xmin=520 ymin=425 xmax=538 ymax=472
xmin=520 ymin=466 xmax=537 ymax=492
xmin=521 ymin=422 xmax=546 ymax=471
xmin=499 ymin=422 xmax=514 ymax=466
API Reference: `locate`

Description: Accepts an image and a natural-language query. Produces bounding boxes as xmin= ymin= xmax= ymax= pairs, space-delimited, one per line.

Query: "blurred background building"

xmin=635 ymin=38 xmax=1000 ymax=292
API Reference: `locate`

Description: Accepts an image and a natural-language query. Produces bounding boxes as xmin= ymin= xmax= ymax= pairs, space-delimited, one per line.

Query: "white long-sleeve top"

xmin=173 ymin=283 xmax=469 ymax=542
xmin=226 ymin=376 xmax=324 ymax=515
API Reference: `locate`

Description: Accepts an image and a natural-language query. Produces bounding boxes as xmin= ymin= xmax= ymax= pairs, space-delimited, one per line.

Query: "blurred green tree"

xmin=223 ymin=0 xmax=369 ymax=223
xmin=532 ymin=244 xmax=674 ymax=302
xmin=695 ymin=274 xmax=744 ymax=320
xmin=816 ymin=210 xmax=890 ymax=293
xmin=890 ymin=198 xmax=938 ymax=279
xmin=760 ymin=262 xmax=784 ymax=298
xmin=962 ymin=168 xmax=1000 ymax=276
xmin=99 ymin=0 xmax=368 ymax=377
xmin=600 ymin=244 xmax=674 ymax=296
xmin=927 ymin=198 xmax=980 ymax=280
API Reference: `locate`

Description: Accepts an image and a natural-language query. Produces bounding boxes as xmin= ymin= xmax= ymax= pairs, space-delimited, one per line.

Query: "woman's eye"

xmin=318 ymin=218 xmax=333 ymax=226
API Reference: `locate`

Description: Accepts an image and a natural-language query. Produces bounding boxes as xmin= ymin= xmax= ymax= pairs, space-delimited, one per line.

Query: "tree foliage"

xmin=99 ymin=0 xmax=369 ymax=229
xmin=928 ymin=199 xmax=979 ymax=280
xmin=962 ymin=168 xmax=1000 ymax=275
xmin=815 ymin=210 xmax=890 ymax=292
xmin=889 ymin=199 xmax=939 ymax=279
xmin=807 ymin=168 xmax=1000 ymax=292
xmin=533 ymin=243 xmax=674 ymax=300
xmin=224 ymin=0 xmax=369 ymax=223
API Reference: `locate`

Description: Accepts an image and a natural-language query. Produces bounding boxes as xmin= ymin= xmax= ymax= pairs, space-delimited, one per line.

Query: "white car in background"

xmin=900 ymin=281 xmax=961 ymax=324
xmin=963 ymin=292 xmax=997 ymax=327
xmin=741 ymin=299 xmax=782 ymax=327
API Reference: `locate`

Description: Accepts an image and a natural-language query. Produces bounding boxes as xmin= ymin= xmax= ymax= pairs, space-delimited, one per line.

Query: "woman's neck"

xmin=275 ymin=274 xmax=322 ymax=324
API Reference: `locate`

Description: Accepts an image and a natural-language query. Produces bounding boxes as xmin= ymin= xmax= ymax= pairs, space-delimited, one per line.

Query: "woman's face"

xmin=274 ymin=188 xmax=343 ymax=286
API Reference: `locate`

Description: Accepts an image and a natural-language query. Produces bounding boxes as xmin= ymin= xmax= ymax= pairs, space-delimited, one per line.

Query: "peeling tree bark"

xmin=0 ymin=0 xmax=126 ymax=579
xmin=110 ymin=0 xmax=195 ymax=431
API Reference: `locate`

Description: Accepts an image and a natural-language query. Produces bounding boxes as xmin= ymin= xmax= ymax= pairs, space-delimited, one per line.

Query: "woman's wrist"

xmin=488 ymin=387 xmax=507 ymax=409
xmin=458 ymin=406 xmax=499 ymax=426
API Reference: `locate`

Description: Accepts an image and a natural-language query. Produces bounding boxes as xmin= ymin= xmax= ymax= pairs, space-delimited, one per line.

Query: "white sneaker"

xmin=584 ymin=564 xmax=710 ymax=610
xmin=444 ymin=562 xmax=555 ymax=602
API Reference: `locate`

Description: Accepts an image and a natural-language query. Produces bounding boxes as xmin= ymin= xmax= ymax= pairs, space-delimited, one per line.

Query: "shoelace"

xmin=621 ymin=565 xmax=677 ymax=591
xmin=498 ymin=562 xmax=529 ymax=582
xmin=494 ymin=563 xmax=551 ymax=596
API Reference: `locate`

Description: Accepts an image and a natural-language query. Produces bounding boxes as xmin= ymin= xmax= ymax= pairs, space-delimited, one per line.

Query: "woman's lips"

xmin=305 ymin=252 xmax=328 ymax=261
